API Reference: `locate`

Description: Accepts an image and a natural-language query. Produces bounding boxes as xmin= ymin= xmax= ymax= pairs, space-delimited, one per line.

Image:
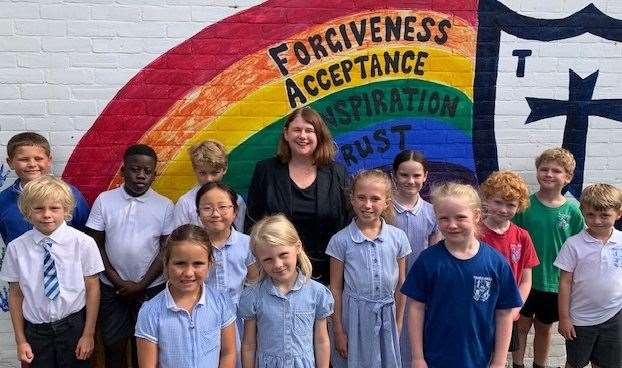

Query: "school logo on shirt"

xmin=557 ymin=214 xmax=570 ymax=230
xmin=610 ymin=247 xmax=622 ymax=269
xmin=510 ymin=244 xmax=522 ymax=263
xmin=473 ymin=276 xmax=492 ymax=302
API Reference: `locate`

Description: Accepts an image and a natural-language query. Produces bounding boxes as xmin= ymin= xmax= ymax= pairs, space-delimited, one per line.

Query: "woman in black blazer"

xmin=245 ymin=107 xmax=351 ymax=285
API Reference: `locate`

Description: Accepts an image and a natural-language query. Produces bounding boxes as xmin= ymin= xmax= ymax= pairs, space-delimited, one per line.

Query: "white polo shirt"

xmin=172 ymin=184 xmax=246 ymax=231
xmin=554 ymin=229 xmax=622 ymax=326
xmin=86 ymin=187 xmax=174 ymax=288
xmin=0 ymin=222 xmax=104 ymax=324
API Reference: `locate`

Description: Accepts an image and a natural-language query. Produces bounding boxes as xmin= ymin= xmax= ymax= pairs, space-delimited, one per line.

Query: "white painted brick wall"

xmin=0 ymin=1 xmax=621 ymax=367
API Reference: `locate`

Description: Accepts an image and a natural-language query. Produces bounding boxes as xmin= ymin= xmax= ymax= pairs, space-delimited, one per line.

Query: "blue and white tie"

xmin=42 ymin=238 xmax=60 ymax=300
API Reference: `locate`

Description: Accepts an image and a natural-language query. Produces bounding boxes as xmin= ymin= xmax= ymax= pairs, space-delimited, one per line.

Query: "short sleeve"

xmin=135 ymin=301 xmax=160 ymax=343
xmin=85 ymin=195 xmax=106 ymax=231
xmin=495 ymin=258 xmax=523 ymax=310
xmin=553 ymin=240 xmax=577 ymax=273
xmin=569 ymin=205 xmax=585 ymax=236
xmin=234 ymin=195 xmax=246 ymax=232
xmin=162 ymin=200 xmax=175 ymax=235
xmin=396 ymin=230 xmax=412 ymax=258
xmin=81 ymin=236 xmax=104 ymax=276
xmin=315 ymin=283 xmax=334 ymax=319
xmin=0 ymin=242 xmax=20 ymax=282
xmin=520 ymin=229 xmax=540 ymax=269
xmin=325 ymin=234 xmax=345 ymax=261
xmin=238 ymin=285 xmax=259 ymax=320
xmin=218 ymin=292 xmax=237 ymax=328
xmin=69 ymin=186 xmax=90 ymax=232
xmin=400 ymin=255 xmax=428 ymax=303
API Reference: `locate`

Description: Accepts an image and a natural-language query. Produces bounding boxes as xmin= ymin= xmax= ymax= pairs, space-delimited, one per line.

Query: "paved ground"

xmin=508 ymin=322 xmax=566 ymax=367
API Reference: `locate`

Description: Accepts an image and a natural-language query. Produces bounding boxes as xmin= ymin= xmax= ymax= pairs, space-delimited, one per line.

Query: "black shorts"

xmin=508 ymin=321 xmax=520 ymax=352
xmin=566 ymin=309 xmax=622 ymax=368
xmin=520 ymin=289 xmax=559 ymax=324
xmin=99 ymin=283 xmax=165 ymax=346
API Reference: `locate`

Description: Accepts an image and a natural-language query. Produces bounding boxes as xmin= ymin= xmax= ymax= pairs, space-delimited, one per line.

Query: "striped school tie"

xmin=41 ymin=238 xmax=60 ymax=300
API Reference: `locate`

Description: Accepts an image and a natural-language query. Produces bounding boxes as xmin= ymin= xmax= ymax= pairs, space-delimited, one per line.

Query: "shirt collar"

xmin=393 ymin=197 xmax=423 ymax=215
xmin=267 ymin=270 xmax=306 ymax=298
xmin=224 ymin=228 xmax=240 ymax=248
xmin=581 ymin=228 xmax=622 ymax=245
xmin=32 ymin=221 xmax=69 ymax=246
xmin=348 ymin=219 xmax=387 ymax=244
xmin=164 ymin=282 xmax=206 ymax=311
xmin=121 ymin=186 xmax=152 ymax=203
xmin=11 ymin=178 xmax=22 ymax=193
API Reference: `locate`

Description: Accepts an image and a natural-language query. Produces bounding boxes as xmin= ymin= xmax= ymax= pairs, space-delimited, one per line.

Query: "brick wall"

xmin=1 ymin=1 xmax=622 ymax=367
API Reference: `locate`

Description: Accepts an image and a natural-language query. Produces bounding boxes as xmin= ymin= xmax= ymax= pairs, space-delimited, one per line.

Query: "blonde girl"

xmin=327 ymin=169 xmax=411 ymax=368
xmin=400 ymin=183 xmax=522 ymax=368
xmin=135 ymin=224 xmax=237 ymax=368
xmin=239 ymin=214 xmax=333 ymax=368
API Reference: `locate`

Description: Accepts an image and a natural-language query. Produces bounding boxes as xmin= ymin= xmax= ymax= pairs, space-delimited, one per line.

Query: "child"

xmin=512 ymin=148 xmax=585 ymax=368
xmin=554 ymin=183 xmax=622 ymax=368
xmin=85 ymin=144 xmax=174 ymax=368
xmin=239 ymin=214 xmax=333 ymax=368
xmin=0 ymin=176 xmax=104 ymax=367
xmin=135 ymin=224 xmax=237 ymax=368
xmin=197 ymin=181 xmax=259 ymax=364
xmin=173 ymin=140 xmax=246 ymax=230
xmin=479 ymin=171 xmax=540 ymax=360
xmin=401 ymin=182 xmax=522 ymax=368
xmin=1 ymin=132 xmax=90 ymax=244
xmin=327 ymin=169 xmax=411 ymax=368
xmin=391 ymin=150 xmax=442 ymax=367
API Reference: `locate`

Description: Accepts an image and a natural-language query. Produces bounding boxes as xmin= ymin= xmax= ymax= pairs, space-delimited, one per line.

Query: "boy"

xmin=554 ymin=184 xmax=622 ymax=368
xmin=0 ymin=176 xmax=104 ymax=368
xmin=85 ymin=144 xmax=174 ymax=368
xmin=512 ymin=148 xmax=585 ymax=368
xmin=0 ymin=132 xmax=90 ymax=244
xmin=172 ymin=139 xmax=246 ymax=230
xmin=479 ymin=171 xmax=540 ymax=360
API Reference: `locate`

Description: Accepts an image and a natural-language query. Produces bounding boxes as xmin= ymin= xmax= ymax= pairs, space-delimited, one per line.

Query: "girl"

xmin=400 ymin=183 xmax=522 ymax=368
xmin=239 ymin=214 xmax=333 ymax=368
xmin=135 ymin=224 xmax=237 ymax=368
xmin=391 ymin=150 xmax=442 ymax=367
xmin=197 ymin=182 xmax=260 ymax=367
xmin=327 ymin=169 xmax=411 ymax=368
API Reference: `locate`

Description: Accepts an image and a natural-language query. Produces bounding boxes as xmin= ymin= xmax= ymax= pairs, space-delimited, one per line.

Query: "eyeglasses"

xmin=199 ymin=205 xmax=234 ymax=216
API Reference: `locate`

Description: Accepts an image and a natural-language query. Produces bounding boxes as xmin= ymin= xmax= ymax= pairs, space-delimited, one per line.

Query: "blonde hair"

xmin=18 ymin=175 xmax=75 ymax=222
xmin=277 ymin=107 xmax=336 ymax=166
xmin=188 ymin=139 xmax=228 ymax=172
xmin=431 ymin=182 xmax=482 ymax=216
xmin=249 ymin=214 xmax=313 ymax=281
xmin=580 ymin=183 xmax=622 ymax=212
xmin=351 ymin=169 xmax=394 ymax=224
xmin=535 ymin=147 xmax=576 ymax=176
xmin=480 ymin=170 xmax=530 ymax=212
xmin=163 ymin=224 xmax=213 ymax=268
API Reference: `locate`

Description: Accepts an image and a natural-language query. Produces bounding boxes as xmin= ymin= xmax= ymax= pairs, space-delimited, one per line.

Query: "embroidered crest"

xmin=610 ymin=247 xmax=622 ymax=269
xmin=473 ymin=276 xmax=492 ymax=302
xmin=510 ymin=244 xmax=522 ymax=263
xmin=557 ymin=213 xmax=570 ymax=230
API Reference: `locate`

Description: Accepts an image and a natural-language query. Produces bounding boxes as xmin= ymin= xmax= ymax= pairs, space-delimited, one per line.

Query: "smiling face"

xmin=435 ymin=196 xmax=481 ymax=247
xmin=351 ymin=178 xmax=390 ymax=226
xmin=121 ymin=154 xmax=156 ymax=197
xmin=166 ymin=241 xmax=211 ymax=296
xmin=283 ymin=115 xmax=318 ymax=159
xmin=394 ymin=160 xmax=428 ymax=199
xmin=197 ymin=187 xmax=236 ymax=234
xmin=254 ymin=243 xmax=299 ymax=286
xmin=7 ymin=145 xmax=52 ymax=184
xmin=483 ymin=194 xmax=520 ymax=227
xmin=27 ymin=198 xmax=69 ymax=235
xmin=536 ymin=160 xmax=571 ymax=192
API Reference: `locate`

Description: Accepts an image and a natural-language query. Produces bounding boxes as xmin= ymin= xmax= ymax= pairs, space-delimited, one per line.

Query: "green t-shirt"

xmin=512 ymin=194 xmax=584 ymax=293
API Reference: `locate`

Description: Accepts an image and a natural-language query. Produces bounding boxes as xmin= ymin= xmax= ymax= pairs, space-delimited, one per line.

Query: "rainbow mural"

xmin=63 ymin=0 xmax=479 ymax=203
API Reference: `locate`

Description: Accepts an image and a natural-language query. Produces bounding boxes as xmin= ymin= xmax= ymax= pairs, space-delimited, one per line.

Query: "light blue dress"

xmin=326 ymin=220 xmax=411 ymax=368
xmin=393 ymin=198 xmax=438 ymax=367
xmin=238 ymin=272 xmax=334 ymax=368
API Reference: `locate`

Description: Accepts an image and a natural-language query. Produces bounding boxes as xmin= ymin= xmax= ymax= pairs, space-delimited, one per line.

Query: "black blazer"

xmin=244 ymin=157 xmax=352 ymax=259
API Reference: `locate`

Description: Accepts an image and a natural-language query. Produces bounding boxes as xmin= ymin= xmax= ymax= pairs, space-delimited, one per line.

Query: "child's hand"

xmin=17 ymin=342 xmax=34 ymax=363
xmin=334 ymin=330 xmax=348 ymax=359
xmin=558 ymin=318 xmax=576 ymax=340
xmin=411 ymin=358 xmax=428 ymax=368
xmin=75 ymin=334 xmax=95 ymax=360
xmin=117 ymin=280 xmax=145 ymax=300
